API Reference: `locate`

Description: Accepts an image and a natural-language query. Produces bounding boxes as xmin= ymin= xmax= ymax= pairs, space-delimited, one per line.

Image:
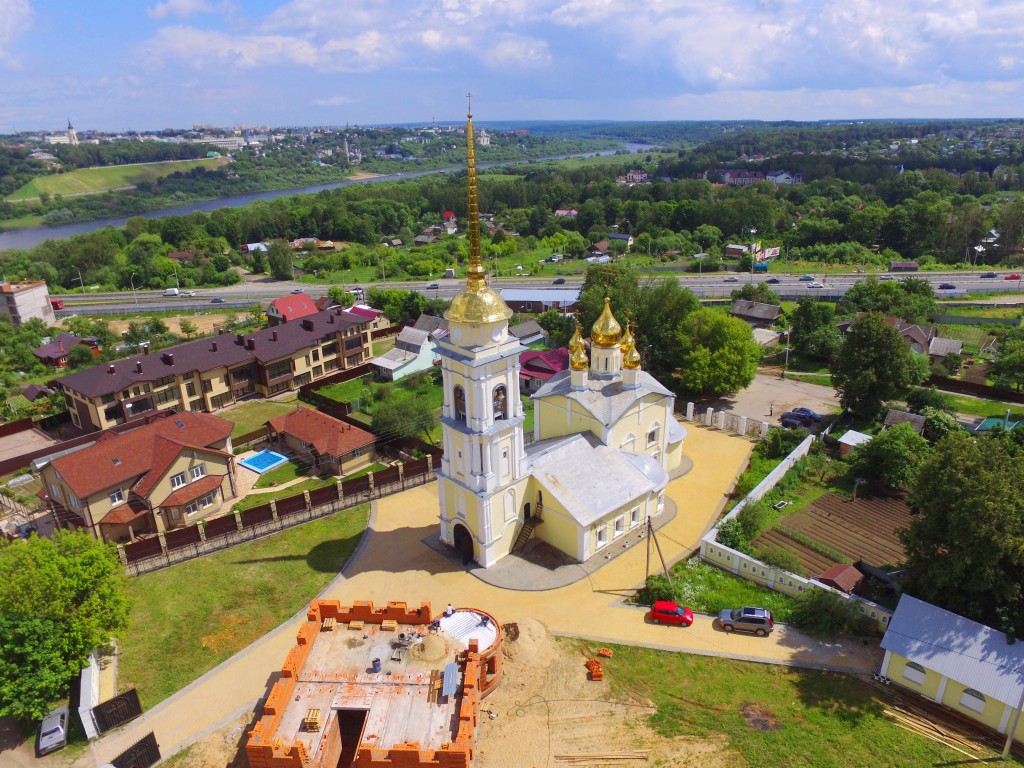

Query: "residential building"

xmin=880 ymin=594 xmax=1024 ymax=748
xmin=52 ymin=308 xmax=377 ymax=433
xmin=766 ymin=170 xmax=803 ymax=185
xmin=508 ymin=319 xmax=546 ymax=346
xmin=498 ymin=288 xmax=579 ymax=314
xmin=38 ymin=411 xmax=235 ymax=543
xmin=245 ymin=599 xmax=502 ymax=768
xmin=368 ymin=326 xmax=436 ymax=381
xmin=730 ymin=300 xmax=783 ymax=329
xmin=0 ymin=280 xmax=55 ymax=326
xmin=554 ymin=209 xmax=578 ymax=218
xmin=883 ymin=409 xmax=926 ymax=435
xmin=266 ymin=292 xmax=318 ymax=326
xmin=720 ymin=170 xmax=766 ymax=186
xmin=266 ymin=406 xmax=375 ymax=475
xmin=34 ymin=333 xmax=101 ymax=368
xmin=413 ymin=313 xmax=450 ymax=342
xmin=890 ymin=261 xmax=919 ymax=272
xmin=518 ymin=348 xmax=569 ymax=394
xmin=608 ymin=233 xmax=634 ymax=251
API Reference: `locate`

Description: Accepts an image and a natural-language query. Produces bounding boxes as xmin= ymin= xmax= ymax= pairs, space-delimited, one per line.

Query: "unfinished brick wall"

xmin=310 ymin=599 xmax=433 ymax=626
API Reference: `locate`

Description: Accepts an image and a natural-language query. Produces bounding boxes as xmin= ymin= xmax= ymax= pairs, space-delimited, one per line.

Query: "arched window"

xmin=492 ymin=385 xmax=507 ymax=420
xmin=902 ymin=661 xmax=926 ymax=685
xmin=453 ymin=385 xmax=466 ymax=423
xmin=960 ymin=688 xmax=986 ymax=713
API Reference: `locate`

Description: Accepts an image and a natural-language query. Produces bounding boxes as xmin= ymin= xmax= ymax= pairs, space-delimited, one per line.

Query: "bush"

xmin=715 ymin=518 xmax=749 ymax=552
xmin=755 ymin=546 xmax=806 ymax=577
xmin=759 ymin=427 xmax=806 ymax=459
xmin=636 ymin=574 xmax=678 ymax=605
xmin=789 ymin=587 xmax=871 ymax=637
xmin=905 ymin=385 xmax=954 ymax=414
xmin=737 ymin=499 xmax=772 ymax=542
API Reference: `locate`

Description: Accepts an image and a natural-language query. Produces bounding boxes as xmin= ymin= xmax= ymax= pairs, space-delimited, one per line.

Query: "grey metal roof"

xmin=730 ymin=300 xmax=782 ymax=321
xmin=881 ymin=594 xmax=1024 ymax=704
xmin=928 ymin=336 xmax=963 ymax=358
xmin=532 ymin=369 xmax=673 ymax=428
xmin=499 ymin=288 xmax=580 ymax=303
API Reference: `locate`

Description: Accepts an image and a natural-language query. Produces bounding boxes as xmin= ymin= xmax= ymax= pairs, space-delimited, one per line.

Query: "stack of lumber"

xmin=884 ymin=704 xmax=984 ymax=759
xmin=554 ymin=751 xmax=647 ymax=763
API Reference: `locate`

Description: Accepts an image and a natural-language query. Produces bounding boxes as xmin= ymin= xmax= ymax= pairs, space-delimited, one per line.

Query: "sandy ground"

xmin=144 ymin=618 xmax=730 ymax=768
xmin=100 ymin=314 xmax=237 ymax=337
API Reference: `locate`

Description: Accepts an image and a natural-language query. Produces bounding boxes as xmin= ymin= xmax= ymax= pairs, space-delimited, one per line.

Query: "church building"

xmin=436 ymin=102 xmax=687 ymax=568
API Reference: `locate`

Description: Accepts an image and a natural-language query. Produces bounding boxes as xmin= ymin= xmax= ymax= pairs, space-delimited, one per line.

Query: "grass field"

xmin=118 ymin=504 xmax=368 ymax=709
xmin=593 ymin=639 xmax=1003 ymax=766
xmin=220 ymin=397 xmax=298 ymax=438
xmin=7 ymin=157 xmax=229 ymax=201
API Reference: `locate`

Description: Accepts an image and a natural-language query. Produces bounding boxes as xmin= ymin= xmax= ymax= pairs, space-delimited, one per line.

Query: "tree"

xmin=327 ymin=286 xmax=356 ymax=308
xmin=920 ymin=406 xmax=960 ymax=443
xmin=902 ymin=432 xmax=1024 ymax=639
xmin=905 ymin=385 xmax=954 ymax=414
xmin=789 ymin=298 xmax=840 ymax=361
xmin=673 ymin=309 xmax=761 ymax=396
xmin=848 ymin=422 xmax=930 ymax=489
xmin=731 ymin=282 xmax=780 ymax=306
xmin=371 ymin=396 xmax=437 ymax=443
xmin=0 ymin=532 xmax=130 ymax=719
xmin=991 ymin=328 xmax=1024 ymax=390
xmin=837 ymin=276 xmax=936 ymax=324
xmin=536 ymin=309 xmax=575 ymax=348
xmin=266 ymin=240 xmax=293 ymax=281
xmin=831 ymin=312 xmax=917 ymax=418
xmin=178 ymin=318 xmax=198 ymax=338
xmin=66 ymin=344 xmax=96 ymax=369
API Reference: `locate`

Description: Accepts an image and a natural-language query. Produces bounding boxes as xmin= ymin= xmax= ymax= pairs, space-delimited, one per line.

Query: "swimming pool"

xmin=238 ymin=450 xmax=289 ymax=474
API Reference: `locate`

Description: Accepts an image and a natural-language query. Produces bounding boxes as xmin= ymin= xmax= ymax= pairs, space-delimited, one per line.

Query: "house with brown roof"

xmin=883 ymin=408 xmax=926 ymax=435
xmin=34 ymin=333 xmax=101 ymax=368
xmin=730 ymin=300 xmax=782 ymax=328
xmin=38 ymin=411 xmax=235 ymax=543
xmin=266 ymin=293 xmax=318 ymax=326
xmin=266 ymin=407 xmax=376 ymax=475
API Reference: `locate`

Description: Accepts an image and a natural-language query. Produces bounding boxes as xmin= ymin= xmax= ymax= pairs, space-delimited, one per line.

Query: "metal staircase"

xmin=512 ymin=515 xmax=543 ymax=553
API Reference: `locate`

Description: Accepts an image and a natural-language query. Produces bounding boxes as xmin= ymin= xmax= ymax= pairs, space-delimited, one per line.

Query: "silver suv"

xmin=37 ymin=705 xmax=68 ymax=755
xmin=718 ymin=606 xmax=774 ymax=636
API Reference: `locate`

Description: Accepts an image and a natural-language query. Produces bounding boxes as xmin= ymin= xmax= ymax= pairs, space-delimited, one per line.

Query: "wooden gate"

xmin=111 ymin=732 xmax=160 ymax=768
xmin=93 ymin=688 xmax=143 ymax=734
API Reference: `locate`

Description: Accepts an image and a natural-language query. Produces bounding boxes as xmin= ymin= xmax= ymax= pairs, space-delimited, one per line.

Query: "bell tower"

xmin=436 ymin=95 xmax=530 ymax=567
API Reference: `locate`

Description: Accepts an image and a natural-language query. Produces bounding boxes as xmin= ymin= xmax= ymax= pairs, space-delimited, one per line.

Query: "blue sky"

xmin=2 ymin=0 xmax=1023 ymax=132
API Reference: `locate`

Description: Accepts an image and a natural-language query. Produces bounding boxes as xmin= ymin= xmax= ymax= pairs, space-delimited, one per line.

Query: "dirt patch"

xmin=741 ymin=703 xmax=781 ymax=732
xmin=201 ymin=613 xmax=273 ymax=655
xmin=99 ymin=314 xmax=239 ymax=337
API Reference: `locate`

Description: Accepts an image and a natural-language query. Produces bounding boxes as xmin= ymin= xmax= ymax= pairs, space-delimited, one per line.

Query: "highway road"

xmin=52 ymin=269 xmax=1024 ymax=316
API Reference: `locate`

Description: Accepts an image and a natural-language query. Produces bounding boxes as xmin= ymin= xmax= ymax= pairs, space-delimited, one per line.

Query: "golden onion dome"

xmin=590 ymin=297 xmax=622 ymax=348
xmin=569 ymin=321 xmax=589 ymax=371
xmin=445 ymin=284 xmax=513 ymax=324
xmin=623 ymin=336 xmax=642 ymax=369
xmin=619 ymin=319 xmax=635 ymax=355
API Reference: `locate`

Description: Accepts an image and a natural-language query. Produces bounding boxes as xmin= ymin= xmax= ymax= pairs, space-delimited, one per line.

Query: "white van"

xmin=163 ymin=287 xmax=179 ymax=297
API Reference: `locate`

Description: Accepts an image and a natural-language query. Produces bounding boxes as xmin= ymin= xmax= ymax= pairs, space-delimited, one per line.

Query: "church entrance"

xmin=452 ymin=523 xmax=474 ymax=565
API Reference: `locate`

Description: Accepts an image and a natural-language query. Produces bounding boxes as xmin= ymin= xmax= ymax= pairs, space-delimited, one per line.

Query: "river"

xmin=0 ymin=144 xmax=657 ymax=251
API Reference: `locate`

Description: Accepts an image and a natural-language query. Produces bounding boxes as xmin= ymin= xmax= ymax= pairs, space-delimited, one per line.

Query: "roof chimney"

xmin=236 ymin=333 xmax=244 ymax=345
xmin=211 ymin=341 xmax=218 ymax=352
xmin=107 ymin=364 xmax=116 ymax=374
xmin=246 ymin=338 xmax=255 ymax=351
xmin=162 ymin=352 xmax=175 ymax=365
xmin=302 ymin=318 xmax=314 ymax=331
xmin=59 ymin=341 xmax=64 ymax=353
xmin=328 ymin=314 xmax=335 ymax=324
xmin=271 ymin=330 xmax=278 ymax=341
xmin=136 ymin=361 xmax=143 ymax=373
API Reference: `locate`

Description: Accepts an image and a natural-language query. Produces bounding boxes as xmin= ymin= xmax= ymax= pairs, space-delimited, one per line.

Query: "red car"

xmin=1006 ymin=274 xmax=1022 ymax=280
xmin=649 ymin=601 xmax=694 ymax=626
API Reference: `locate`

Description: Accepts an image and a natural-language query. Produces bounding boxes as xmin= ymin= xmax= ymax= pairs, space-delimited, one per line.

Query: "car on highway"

xmin=766 ymin=277 xmax=781 ymax=284
xmin=880 ymin=274 xmax=894 ymax=280
xmin=799 ymin=274 xmax=815 ymax=281
xmin=211 ymin=297 xmax=226 ymax=303
xmin=938 ymin=282 xmax=957 ymax=290
xmin=718 ymin=606 xmax=774 ymax=636
xmin=808 ymin=281 xmax=824 ymax=288
xmin=552 ymin=278 xmax=566 ymax=285
xmin=1007 ymin=274 xmax=1022 ymax=280
xmin=37 ymin=705 xmax=68 ymax=756
xmin=180 ymin=290 xmax=195 ymax=297
xmin=426 ymin=282 xmax=440 ymax=289
xmin=291 ymin=288 xmax=303 ymax=294
xmin=792 ymin=407 xmax=823 ymax=422
xmin=724 ymin=275 xmax=739 ymax=282
xmin=649 ymin=601 xmax=694 ymax=626
xmin=981 ymin=271 xmax=998 ymax=278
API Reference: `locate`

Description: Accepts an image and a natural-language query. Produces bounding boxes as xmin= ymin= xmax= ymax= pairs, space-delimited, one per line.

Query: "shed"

xmin=837 ymin=430 xmax=872 ymax=457
xmin=815 ymin=564 xmax=864 ymax=594
xmin=883 ymin=409 xmax=926 ymax=435
xmin=730 ymin=300 xmax=782 ymax=328
xmin=509 ymin=319 xmax=546 ymax=346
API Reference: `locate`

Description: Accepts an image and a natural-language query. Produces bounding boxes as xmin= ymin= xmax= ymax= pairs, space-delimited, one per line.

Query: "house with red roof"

xmin=519 ymin=347 xmax=569 ymax=394
xmin=34 ymin=333 xmax=100 ymax=368
xmin=266 ymin=406 xmax=376 ymax=475
xmin=266 ymin=293 xmax=318 ymax=326
xmin=38 ymin=411 xmax=236 ymax=543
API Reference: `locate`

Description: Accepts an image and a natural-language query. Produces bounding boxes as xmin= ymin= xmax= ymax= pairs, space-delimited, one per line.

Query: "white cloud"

xmin=147 ymin=0 xmax=225 ymax=20
xmin=486 ymin=35 xmax=552 ymax=68
xmin=0 ymin=0 xmax=32 ymax=67
xmin=140 ymin=26 xmax=320 ymax=69
xmin=312 ymin=95 xmax=355 ymax=106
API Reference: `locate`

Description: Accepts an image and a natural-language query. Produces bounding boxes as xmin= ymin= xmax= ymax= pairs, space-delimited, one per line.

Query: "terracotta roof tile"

xmin=101 ymin=499 xmax=150 ymax=525
xmin=267 ymin=407 xmax=375 ymax=458
xmin=160 ymin=474 xmax=224 ymax=507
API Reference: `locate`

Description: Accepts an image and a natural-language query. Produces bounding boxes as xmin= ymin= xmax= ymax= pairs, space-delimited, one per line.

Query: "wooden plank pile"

xmin=884 ymin=703 xmax=985 ymax=759
xmin=554 ymin=751 xmax=647 ymax=763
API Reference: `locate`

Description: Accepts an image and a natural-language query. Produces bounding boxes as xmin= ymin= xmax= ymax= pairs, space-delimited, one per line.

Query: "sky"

xmin=1 ymin=0 xmax=1024 ymax=132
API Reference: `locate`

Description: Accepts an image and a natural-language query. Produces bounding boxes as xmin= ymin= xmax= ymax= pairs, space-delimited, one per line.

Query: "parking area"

xmin=701 ymin=372 xmax=841 ymax=424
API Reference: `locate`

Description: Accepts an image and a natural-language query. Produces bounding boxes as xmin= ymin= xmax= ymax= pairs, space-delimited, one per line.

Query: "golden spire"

xmin=590 ymin=296 xmax=622 ymax=348
xmin=569 ymin=316 xmax=588 ymax=371
xmin=623 ymin=322 xmax=642 ymax=370
xmin=445 ymin=92 xmax=513 ymax=326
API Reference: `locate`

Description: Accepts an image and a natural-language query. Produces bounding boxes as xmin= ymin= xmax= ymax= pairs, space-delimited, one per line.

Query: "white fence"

xmin=698 ymin=434 xmax=894 ymax=633
xmin=77 ymin=649 xmax=101 ymax=740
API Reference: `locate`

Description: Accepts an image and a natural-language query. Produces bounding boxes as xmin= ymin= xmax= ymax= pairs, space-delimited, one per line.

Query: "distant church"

xmin=436 ymin=104 xmax=687 ymax=568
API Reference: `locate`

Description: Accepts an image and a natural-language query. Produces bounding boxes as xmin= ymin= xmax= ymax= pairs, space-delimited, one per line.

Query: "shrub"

xmin=755 ymin=546 xmax=806 ymax=577
xmin=905 ymin=385 xmax=954 ymax=414
xmin=789 ymin=587 xmax=871 ymax=637
xmin=759 ymin=427 xmax=806 ymax=459
xmin=737 ymin=499 xmax=772 ymax=542
xmin=636 ymin=574 xmax=678 ymax=605
xmin=373 ymin=383 xmax=393 ymax=402
xmin=715 ymin=518 xmax=750 ymax=552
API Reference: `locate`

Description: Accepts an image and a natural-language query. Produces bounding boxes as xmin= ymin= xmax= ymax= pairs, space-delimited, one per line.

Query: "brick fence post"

xmin=269 ymin=500 xmax=279 ymax=521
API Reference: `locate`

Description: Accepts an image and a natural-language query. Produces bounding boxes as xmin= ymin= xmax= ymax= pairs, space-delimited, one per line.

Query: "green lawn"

xmin=6 ymin=158 xmax=228 ymax=201
xmin=119 ymin=504 xmax=368 ymax=709
xmin=232 ymin=476 xmax=337 ymax=511
xmin=945 ymin=393 xmax=1024 ymax=419
xmin=254 ymin=457 xmax=317 ymax=489
xmin=593 ymin=639 xmax=1006 ymax=766
xmin=669 ymin=559 xmax=796 ymax=621
xmin=221 ymin=397 xmax=297 ymax=438
xmin=316 ymin=372 xmax=445 ymax=441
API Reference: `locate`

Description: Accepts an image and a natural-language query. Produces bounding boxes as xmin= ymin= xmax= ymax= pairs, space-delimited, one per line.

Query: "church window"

xmin=502 ymin=448 xmax=510 ymax=476
xmin=621 ymin=433 xmax=636 ymax=451
xmin=596 ymin=525 xmax=607 ymax=548
xmin=492 ymin=385 xmax=507 ymax=420
xmin=613 ymin=516 xmax=624 ymax=538
xmin=454 ymin=385 xmax=466 ymax=423
xmin=902 ymin=662 xmax=926 ymax=685
xmin=647 ymin=423 xmax=661 ymax=446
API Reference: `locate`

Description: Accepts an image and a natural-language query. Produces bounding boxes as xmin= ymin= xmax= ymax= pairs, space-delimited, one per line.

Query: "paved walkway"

xmin=82 ymin=426 xmax=883 ymax=767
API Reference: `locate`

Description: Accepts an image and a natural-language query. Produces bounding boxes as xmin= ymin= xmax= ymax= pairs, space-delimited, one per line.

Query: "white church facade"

xmin=436 ymin=103 xmax=687 ymax=568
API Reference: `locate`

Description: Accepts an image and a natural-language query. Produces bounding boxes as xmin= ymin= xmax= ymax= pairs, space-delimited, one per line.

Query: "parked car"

xmin=1006 ymin=273 xmax=1022 ymax=280
xmin=552 ymin=278 xmax=566 ymax=285
xmin=792 ymin=407 xmax=822 ymax=422
xmin=766 ymin=277 xmax=781 ymax=284
xmin=981 ymin=271 xmax=998 ymax=278
xmin=37 ymin=705 xmax=68 ymax=756
xmin=724 ymin=276 xmax=739 ymax=282
xmin=718 ymin=607 xmax=774 ymax=636
xmin=808 ymin=281 xmax=824 ymax=288
xmin=210 ymin=297 xmax=226 ymax=303
xmin=649 ymin=601 xmax=694 ymax=626
xmin=799 ymin=274 xmax=815 ymax=281
xmin=938 ymin=282 xmax=956 ymax=290
xmin=779 ymin=411 xmax=813 ymax=427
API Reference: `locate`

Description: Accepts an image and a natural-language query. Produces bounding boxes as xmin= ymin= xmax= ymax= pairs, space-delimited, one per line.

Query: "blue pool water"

xmin=238 ymin=450 xmax=289 ymax=474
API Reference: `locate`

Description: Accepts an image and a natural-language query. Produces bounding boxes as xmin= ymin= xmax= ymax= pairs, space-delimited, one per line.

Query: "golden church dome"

xmin=569 ymin=320 xmax=588 ymax=371
xmin=623 ymin=337 xmax=642 ymax=370
xmin=590 ymin=297 xmax=622 ymax=348
xmin=619 ymin=319 xmax=635 ymax=355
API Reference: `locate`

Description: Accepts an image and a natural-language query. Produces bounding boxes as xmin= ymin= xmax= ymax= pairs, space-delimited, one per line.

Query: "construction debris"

xmin=584 ymin=658 xmax=603 ymax=681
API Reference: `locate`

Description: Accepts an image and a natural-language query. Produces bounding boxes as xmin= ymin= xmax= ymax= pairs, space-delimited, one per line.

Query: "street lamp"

xmin=129 ymin=272 xmax=139 ymax=309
